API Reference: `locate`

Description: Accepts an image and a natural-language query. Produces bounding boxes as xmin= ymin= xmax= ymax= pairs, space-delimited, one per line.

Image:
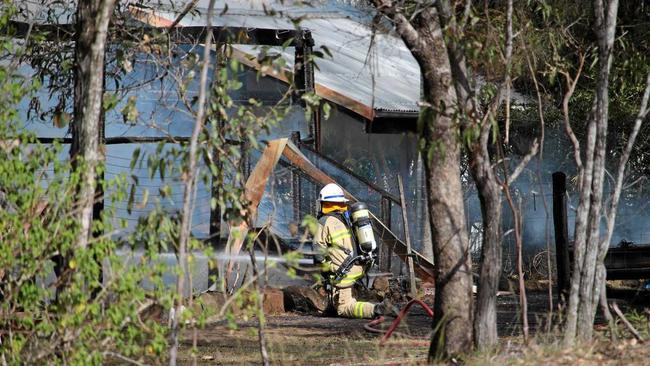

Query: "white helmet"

xmin=318 ymin=183 xmax=349 ymax=203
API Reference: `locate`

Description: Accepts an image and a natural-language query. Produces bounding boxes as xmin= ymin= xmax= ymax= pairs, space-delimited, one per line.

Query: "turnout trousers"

xmin=332 ymin=287 xmax=375 ymax=319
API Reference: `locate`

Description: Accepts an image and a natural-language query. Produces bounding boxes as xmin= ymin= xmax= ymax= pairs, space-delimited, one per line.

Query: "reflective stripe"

xmin=354 ymin=302 xmax=363 ymax=318
xmin=320 ymin=261 xmax=332 ymax=272
xmin=323 ymin=194 xmax=345 ymax=199
xmin=336 ymin=271 xmax=364 ymax=286
xmin=354 ymin=302 xmax=364 ymax=318
xmin=338 ymin=279 xmax=356 ymax=286
xmin=346 ymin=271 xmax=364 ymax=281
xmin=329 ymin=229 xmax=351 ymax=243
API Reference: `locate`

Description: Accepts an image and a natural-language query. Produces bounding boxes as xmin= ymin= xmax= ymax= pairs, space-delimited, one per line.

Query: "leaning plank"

xmin=370 ymin=214 xmax=435 ymax=282
xmin=224 ymin=138 xmax=288 ymax=289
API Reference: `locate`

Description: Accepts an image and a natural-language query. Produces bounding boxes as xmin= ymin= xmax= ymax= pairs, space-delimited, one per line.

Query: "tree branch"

xmin=504 ymin=0 xmax=513 ymax=144
xmin=170 ymin=0 xmax=216 ymax=365
xmin=370 ymin=0 xmax=428 ymax=57
xmin=560 ymin=54 xmax=586 ymax=170
xmin=506 ymin=37 xmax=544 ymax=185
xmin=102 ymin=352 xmax=146 ymax=366
xmin=167 ymin=0 xmax=200 ymax=30
xmin=611 ymin=301 xmax=645 ymax=343
xmin=601 ymin=73 xmax=650 ymax=248
xmin=458 ymin=0 xmax=473 ymax=31
xmin=435 ymin=0 xmax=474 ymax=108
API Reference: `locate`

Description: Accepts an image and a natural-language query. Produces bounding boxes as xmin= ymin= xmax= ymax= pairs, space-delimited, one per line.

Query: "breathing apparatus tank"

xmin=350 ymin=202 xmax=377 ymax=255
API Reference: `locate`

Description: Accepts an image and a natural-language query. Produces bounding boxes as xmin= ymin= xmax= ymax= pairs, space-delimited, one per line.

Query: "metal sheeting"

xmin=149 ymin=0 xmax=421 ymax=117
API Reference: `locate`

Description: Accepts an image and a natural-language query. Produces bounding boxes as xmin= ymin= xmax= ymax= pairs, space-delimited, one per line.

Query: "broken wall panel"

xmin=320 ymin=108 xmax=431 ymax=259
xmin=299 ymin=147 xmax=384 ymax=214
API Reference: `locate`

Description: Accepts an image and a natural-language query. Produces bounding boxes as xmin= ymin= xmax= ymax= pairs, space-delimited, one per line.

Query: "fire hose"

xmin=364 ymin=298 xmax=434 ymax=346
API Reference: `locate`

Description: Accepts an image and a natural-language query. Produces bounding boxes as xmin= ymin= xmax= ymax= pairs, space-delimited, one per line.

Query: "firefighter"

xmin=313 ymin=183 xmax=392 ymax=319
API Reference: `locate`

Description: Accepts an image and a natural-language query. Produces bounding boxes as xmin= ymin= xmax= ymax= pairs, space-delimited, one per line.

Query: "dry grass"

xmin=169 ymin=287 xmax=650 ymax=365
xmin=173 ymin=311 xmax=650 ymax=366
xmin=462 ymin=336 xmax=650 ymax=366
xmin=177 ymin=315 xmax=429 ymax=365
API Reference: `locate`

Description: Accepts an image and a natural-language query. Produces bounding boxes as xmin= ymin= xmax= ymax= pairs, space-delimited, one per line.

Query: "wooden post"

xmin=397 ymin=175 xmax=417 ymax=297
xmin=293 ymin=32 xmax=306 ymax=104
xmin=379 ymin=196 xmax=392 ymax=273
xmin=552 ymin=171 xmax=571 ymax=305
xmin=291 ymin=131 xmax=301 ymax=225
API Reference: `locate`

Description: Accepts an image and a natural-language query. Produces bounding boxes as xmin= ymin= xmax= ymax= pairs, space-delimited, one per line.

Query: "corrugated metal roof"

xmin=145 ymin=0 xmax=421 ymax=118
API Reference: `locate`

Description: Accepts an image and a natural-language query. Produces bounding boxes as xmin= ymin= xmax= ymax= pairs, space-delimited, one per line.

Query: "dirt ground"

xmin=177 ymin=309 xmax=432 ymax=365
xmin=171 ymin=286 xmax=650 ymax=365
xmin=176 ymin=291 xmax=552 ymax=365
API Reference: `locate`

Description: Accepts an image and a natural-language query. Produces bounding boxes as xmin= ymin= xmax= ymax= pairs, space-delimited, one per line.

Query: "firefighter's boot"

xmin=373 ymin=298 xmax=399 ymax=318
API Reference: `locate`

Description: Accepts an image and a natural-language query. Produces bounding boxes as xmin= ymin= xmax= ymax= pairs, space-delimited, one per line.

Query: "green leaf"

xmin=127 ymin=184 xmax=136 ymax=215
xmin=130 ymin=147 xmax=141 ymax=170
xmin=320 ymin=45 xmax=332 ymax=58
xmin=159 ymin=158 xmax=166 ymax=180
xmin=322 ymin=102 xmax=331 ymax=120
xmin=230 ymin=58 xmax=240 ymax=73
xmin=121 ymin=96 xmax=139 ymax=125
xmin=140 ymin=188 xmax=149 ymax=208
xmin=103 ymin=92 xmax=119 ymax=112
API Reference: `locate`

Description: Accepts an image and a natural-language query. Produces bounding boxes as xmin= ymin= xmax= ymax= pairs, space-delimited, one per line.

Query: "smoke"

xmin=474 ymin=123 xmax=650 ymax=258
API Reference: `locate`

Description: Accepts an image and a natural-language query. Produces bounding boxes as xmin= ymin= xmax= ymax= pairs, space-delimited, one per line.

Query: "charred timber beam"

xmin=5 ymin=20 xmax=302 ymax=46
xmin=604 ymin=268 xmax=650 ymax=280
xmin=292 ymin=30 xmax=314 ymax=98
xmin=292 ymin=30 xmax=318 ymax=147
xmin=566 ymin=245 xmax=650 ymax=280
xmin=603 ymin=247 xmax=650 ymax=274
xmin=366 ymin=115 xmax=417 ymax=134
xmin=552 ymin=171 xmax=571 ymax=304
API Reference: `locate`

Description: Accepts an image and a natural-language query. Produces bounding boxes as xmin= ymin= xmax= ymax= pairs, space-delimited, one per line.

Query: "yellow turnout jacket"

xmin=314 ymin=213 xmax=364 ymax=288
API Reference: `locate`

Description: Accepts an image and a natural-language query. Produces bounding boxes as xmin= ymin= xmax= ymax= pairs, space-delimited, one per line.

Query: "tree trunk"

xmin=418 ymin=18 xmax=473 ymax=360
xmin=434 ymin=0 xmax=515 ymax=350
xmin=564 ymin=120 xmax=596 ymax=344
xmin=564 ymin=0 xmax=619 ymax=344
xmin=581 ymin=0 xmax=618 ymax=339
xmin=70 ymin=0 xmax=116 ymax=249
xmin=422 ymin=101 xmax=473 ymax=360
xmin=470 ymin=146 xmax=502 ymax=349
xmin=369 ymin=1 xmax=474 ymax=358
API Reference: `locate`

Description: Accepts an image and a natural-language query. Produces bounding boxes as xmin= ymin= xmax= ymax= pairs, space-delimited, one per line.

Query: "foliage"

xmin=515 ymin=1 xmax=648 ymax=137
xmin=0 ymin=1 xmax=320 ymax=364
xmin=0 ymin=45 xmax=171 ymax=366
